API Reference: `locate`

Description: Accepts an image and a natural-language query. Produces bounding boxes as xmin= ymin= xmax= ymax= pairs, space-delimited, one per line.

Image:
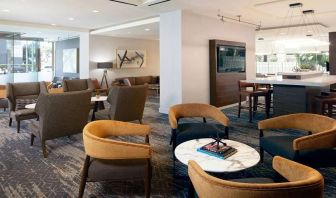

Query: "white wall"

xmin=181 ymin=11 xmax=256 ymax=103
xmin=159 ymin=10 xmax=256 ymax=113
xmin=89 ymin=35 xmax=160 ymax=85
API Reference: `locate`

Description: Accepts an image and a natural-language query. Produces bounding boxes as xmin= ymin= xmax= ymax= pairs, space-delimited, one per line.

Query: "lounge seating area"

xmin=1 ymin=1 xmax=336 ymax=198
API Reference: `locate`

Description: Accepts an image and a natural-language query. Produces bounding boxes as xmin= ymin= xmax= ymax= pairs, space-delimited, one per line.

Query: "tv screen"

xmin=217 ymin=45 xmax=245 ymax=73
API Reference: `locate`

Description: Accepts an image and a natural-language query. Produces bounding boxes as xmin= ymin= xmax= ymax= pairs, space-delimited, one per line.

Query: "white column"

xmin=159 ymin=10 xmax=183 ymax=114
xmin=79 ymin=32 xmax=90 ymax=79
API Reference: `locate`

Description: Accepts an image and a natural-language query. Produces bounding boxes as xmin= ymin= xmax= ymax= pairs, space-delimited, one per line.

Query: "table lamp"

xmin=97 ymin=62 xmax=113 ymax=88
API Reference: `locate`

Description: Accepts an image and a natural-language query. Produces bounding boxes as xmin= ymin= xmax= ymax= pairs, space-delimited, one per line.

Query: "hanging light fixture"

xmin=271 ymin=2 xmax=329 ymax=50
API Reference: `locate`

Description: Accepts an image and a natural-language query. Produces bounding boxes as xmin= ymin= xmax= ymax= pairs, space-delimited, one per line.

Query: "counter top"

xmin=245 ymin=74 xmax=336 ymax=87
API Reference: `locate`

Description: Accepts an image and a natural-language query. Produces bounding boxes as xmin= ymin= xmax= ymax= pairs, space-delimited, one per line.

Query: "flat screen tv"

xmin=217 ymin=45 xmax=245 ymax=73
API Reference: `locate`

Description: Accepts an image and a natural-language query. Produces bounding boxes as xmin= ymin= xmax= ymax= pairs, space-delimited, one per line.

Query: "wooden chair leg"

xmin=265 ymin=95 xmax=270 ymax=118
xmin=203 ymin=117 xmax=207 ymax=123
xmin=17 ymin=120 xmax=21 ymax=133
xmin=238 ymin=95 xmax=242 ymax=118
xmin=30 ymin=134 xmax=35 ymax=146
xmin=144 ymin=159 xmax=151 ymax=198
xmin=9 ymin=118 xmax=12 ymax=126
xmin=248 ymin=96 xmax=252 ymax=123
xmin=260 ymin=147 xmax=264 ymax=163
xmin=139 ymin=119 xmax=143 ymax=124
xmin=78 ymin=156 xmax=90 ymax=198
xmin=253 ymin=96 xmax=258 ymax=116
xmin=41 ymin=140 xmax=48 ymax=158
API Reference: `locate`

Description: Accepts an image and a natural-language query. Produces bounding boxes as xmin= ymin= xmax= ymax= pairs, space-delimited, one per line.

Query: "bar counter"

xmin=244 ymin=74 xmax=336 ymax=116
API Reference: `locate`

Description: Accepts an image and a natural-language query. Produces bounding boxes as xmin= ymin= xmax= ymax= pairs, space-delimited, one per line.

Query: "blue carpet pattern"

xmin=0 ymin=96 xmax=335 ymax=197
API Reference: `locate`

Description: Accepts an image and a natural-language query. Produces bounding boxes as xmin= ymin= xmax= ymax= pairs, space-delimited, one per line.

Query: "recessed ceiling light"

xmin=1 ymin=9 xmax=10 ymax=12
xmin=51 ymin=23 xmax=56 ymax=26
xmin=92 ymin=10 xmax=100 ymax=13
xmin=68 ymin=17 xmax=75 ymax=21
xmin=145 ymin=28 xmax=151 ymax=31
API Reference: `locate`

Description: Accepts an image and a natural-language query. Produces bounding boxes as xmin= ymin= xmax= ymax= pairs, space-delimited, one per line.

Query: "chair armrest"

xmin=208 ymin=108 xmax=229 ymax=127
xmin=272 ymin=156 xmax=322 ymax=182
xmin=168 ymin=109 xmax=178 ymax=129
xmin=258 ymin=114 xmax=295 ymax=130
xmin=293 ymin=130 xmax=336 ymax=151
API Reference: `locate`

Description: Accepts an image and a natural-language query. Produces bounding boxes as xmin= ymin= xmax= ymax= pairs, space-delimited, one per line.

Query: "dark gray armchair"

xmin=32 ymin=90 xmax=92 ymax=158
xmin=7 ymin=82 xmax=46 ymax=133
xmin=95 ymin=85 xmax=148 ymax=123
xmin=62 ymin=79 xmax=94 ymax=92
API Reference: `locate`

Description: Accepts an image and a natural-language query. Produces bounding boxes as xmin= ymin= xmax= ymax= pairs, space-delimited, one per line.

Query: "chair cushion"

xmin=176 ymin=123 xmax=227 ymax=146
xmin=231 ymin=177 xmax=275 ymax=184
xmin=260 ymin=135 xmax=300 ymax=159
xmin=15 ymin=98 xmax=37 ymax=110
xmin=88 ymin=158 xmax=149 ymax=181
xmin=95 ymin=109 xmax=109 ymax=120
xmin=10 ymin=108 xmax=37 ymax=120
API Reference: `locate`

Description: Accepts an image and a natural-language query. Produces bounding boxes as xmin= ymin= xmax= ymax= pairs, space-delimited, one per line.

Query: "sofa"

xmin=112 ymin=76 xmax=159 ymax=86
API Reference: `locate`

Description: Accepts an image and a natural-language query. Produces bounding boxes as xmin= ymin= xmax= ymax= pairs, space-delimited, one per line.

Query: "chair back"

xmin=6 ymin=82 xmax=43 ymax=111
xmin=168 ymin=103 xmax=229 ymax=129
xmin=35 ymin=90 xmax=91 ymax=141
xmin=83 ymin=120 xmax=151 ymax=160
xmin=238 ymin=80 xmax=255 ymax=91
xmin=258 ymin=113 xmax=336 ymax=134
xmin=63 ymin=79 xmax=94 ymax=92
xmin=107 ymin=85 xmax=148 ymax=122
xmin=188 ymin=156 xmax=324 ymax=198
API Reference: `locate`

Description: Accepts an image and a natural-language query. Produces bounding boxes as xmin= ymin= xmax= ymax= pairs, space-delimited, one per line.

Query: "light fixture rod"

xmin=217 ymin=13 xmax=261 ymax=29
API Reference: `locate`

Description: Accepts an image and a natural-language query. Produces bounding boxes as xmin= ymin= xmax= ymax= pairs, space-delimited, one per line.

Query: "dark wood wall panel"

xmin=209 ymin=40 xmax=246 ymax=107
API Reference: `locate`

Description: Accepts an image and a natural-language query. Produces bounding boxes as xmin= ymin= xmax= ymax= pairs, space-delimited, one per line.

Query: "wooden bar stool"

xmin=238 ymin=81 xmax=270 ymax=123
xmin=314 ymin=93 xmax=336 ymax=117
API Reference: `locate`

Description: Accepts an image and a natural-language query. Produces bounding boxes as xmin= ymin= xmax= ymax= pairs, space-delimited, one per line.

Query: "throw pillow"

xmin=123 ymin=79 xmax=132 ymax=86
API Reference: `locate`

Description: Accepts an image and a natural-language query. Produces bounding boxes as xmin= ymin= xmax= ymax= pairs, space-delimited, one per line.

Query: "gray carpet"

xmin=0 ymin=96 xmax=335 ymax=198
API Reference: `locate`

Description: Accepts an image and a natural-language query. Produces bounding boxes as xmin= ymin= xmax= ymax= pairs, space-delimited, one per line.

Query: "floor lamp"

xmin=97 ymin=62 xmax=113 ymax=88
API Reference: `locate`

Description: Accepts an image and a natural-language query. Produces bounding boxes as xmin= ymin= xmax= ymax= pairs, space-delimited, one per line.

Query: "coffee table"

xmin=174 ymin=138 xmax=260 ymax=173
xmin=91 ymin=96 xmax=108 ymax=121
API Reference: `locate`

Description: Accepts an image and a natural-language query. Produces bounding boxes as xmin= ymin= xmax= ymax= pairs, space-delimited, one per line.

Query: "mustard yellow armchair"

xmin=188 ymin=156 xmax=324 ymax=198
xmin=169 ymin=103 xmax=229 ymax=165
xmin=79 ymin=120 xmax=152 ymax=198
xmin=258 ymin=113 xmax=336 ymax=167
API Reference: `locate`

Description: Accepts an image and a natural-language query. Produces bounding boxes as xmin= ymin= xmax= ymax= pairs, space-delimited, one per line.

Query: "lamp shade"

xmin=97 ymin=62 xmax=113 ymax=69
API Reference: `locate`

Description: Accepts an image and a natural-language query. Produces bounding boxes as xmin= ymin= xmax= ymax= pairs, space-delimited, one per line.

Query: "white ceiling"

xmin=0 ymin=0 xmax=336 ymax=41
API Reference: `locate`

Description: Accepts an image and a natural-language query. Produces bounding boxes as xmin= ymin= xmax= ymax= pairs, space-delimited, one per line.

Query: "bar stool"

xmin=314 ymin=93 xmax=336 ymax=117
xmin=238 ymin=81 xmax=270 ymax=123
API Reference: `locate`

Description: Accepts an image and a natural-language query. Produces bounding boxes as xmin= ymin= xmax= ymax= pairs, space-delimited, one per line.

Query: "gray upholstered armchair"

xmin=62 ymin=79 xmax=95 ymax=92
xmin=95 ymin=85 xmax=148 ymax=123
xmin=7 ymin=82 xmax=46 ymax=133
xmin=32 ymin=90 xmax=92 ymax=158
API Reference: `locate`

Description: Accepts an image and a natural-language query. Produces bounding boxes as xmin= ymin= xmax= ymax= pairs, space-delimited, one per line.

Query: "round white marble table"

xmin=174 ymin=138 xmax=260 ymax=173
xmin=25 ymin=103 xmax=36 ymax=109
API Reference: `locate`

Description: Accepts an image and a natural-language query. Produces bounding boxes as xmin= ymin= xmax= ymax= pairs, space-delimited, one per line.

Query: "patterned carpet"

xmin=0 ymin=96 xmax=335 ymax=198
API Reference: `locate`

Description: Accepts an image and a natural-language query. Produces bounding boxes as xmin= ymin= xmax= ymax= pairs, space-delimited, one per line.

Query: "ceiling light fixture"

xmin=217 ymin=10 xmax=261 ymax=30
xmin=145 ymin=28 xmax=151 ymax=31
xmin=68 ymin=17 xmax=75 ymax=21
xmin=51 ymin=23 xmax=56 ymax=26
xmin=1 ymin=9 xmax=10 ymax=12
xmin=90 ymin=17 xmax=160 ymax=34
xmin=92 ymin=10 xmax=100 ymax=13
